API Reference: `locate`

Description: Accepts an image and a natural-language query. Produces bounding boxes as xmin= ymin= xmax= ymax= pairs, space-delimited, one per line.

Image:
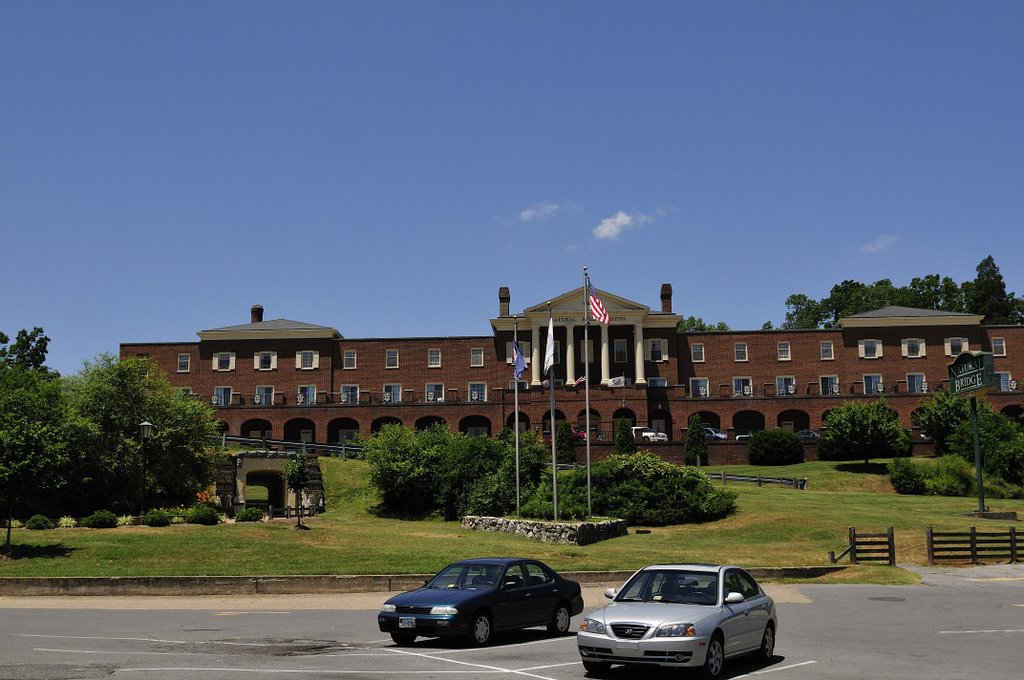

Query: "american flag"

xmin=589 ymin=282 xmax=610 ymax=325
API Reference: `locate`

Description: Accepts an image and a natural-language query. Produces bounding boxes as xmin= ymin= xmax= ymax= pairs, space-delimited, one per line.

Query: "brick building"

xmin=119 ymin=285 xmax=1024 ymax=444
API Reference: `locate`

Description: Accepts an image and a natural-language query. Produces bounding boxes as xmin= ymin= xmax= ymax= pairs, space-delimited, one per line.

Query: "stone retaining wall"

xmin=461 ymin=516 xmax=628 ymax=546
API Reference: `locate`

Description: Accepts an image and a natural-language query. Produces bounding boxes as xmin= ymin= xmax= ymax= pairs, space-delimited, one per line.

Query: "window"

xmin=864 ymin=374 xmax=884 ymax=395
xmin=992 ymin=337 xmax=1006 ymax=357
xmin=580 ymin=339 xmax=594 ymax=363
xmin=614 ymin=339 xmax=628 ymax=363
xmin=340 ymin=385 xmax=359 ymax=404
xmin=343 ymin=351 xmax=357 ymax=369
xmin=732 ymin=376 xmax=753 ymax=397
xmin=382 ymin=384 xmax=401 ymax=404
xmin=213 ymin=352 xmax=235 ymax=371
xmin=648 ymin=377 xmax=667 ymax=387
xmin=428 ymin=349 xmax=441 ymax=368
xmin=858 ymin=339 xmax=883 ymax=359
xmin=944 ymin=337 xmax=969 ymax=356
xmin=901 ymin=338 xmax=926 ymax=358
xmin=254 ymin=386 xmax=274 ymax=406
xmin=470 ymin=348 xmax=484 ymax=367
xmin=508 ymin=380 xmax=528 ymax=391
xmin=177 ymin=354 xmax=190 ymax=372
xmin=777 ymin=341 xmax=791 ymax=361
xmin=820 ymin=341 xmax=834 ymax=360
xmin=175 ymin=387 xmax=192 ymax=399
xmin=425 ymin=383 xmax=444 ymax=402
xmin=468 ymin=382 xmax=487 ymax=402
xmin=907 ymin=373 xmax=928 ymax=394
xmin=734 ymin=343 xmax=748 ymax=362
xmin=690 ymin=377 xmax=709 ymax=397
xmin=213 ymin=386 xmax=232 ymax=406
xmin=386 ymin=349 xmax=399 ymax=368
xmin=297 ymin=384 xmax=316 ymax=405
xmin=255 ymin=351 xmax=277 ymax=371
xmin=820 ymin=375 xmax=839 ymax=395
xmin=505 ymin=341 xmax=531 ymax=364
xmin=996 ymin=372 xmax=1012 ymax=392
xmin=691 ymin=343 xmax=705 ymax=363
xmin=776 ymin=376 xmax=796 ymax=396
xmin=550 ymin=341 xmax=561 ymax=365
xmin=645 ymin=338 xmax=668 ymax=362
xmin=297 ymin=350 xmax=319 ymax=370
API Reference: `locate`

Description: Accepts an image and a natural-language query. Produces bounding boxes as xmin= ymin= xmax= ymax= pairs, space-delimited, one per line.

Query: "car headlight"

xmin=430 ymin=606 xmax=458 ymax=616
xmin=655 ymin=623 xmax=696 ymax=637
xmin=579 ymin=618 xmax=606 ymax=634
xmin=381 ymin=604 xmax=396 ymax=613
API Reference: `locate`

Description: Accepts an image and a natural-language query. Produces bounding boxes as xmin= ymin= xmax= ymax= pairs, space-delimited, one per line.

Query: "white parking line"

xmin=939 ymin=628 xmax=1024 ymax=635
xmin=388 ymin=647 xmax=558 ymax=680
xmin=15 ymin=633 xmax=302 ymax=648
xmin=735 ymin=660 xmax=818 ymax=676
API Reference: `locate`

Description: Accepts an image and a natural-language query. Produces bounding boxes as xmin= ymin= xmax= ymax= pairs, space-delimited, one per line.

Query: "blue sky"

xmin=3 ymin=1 xmax=1022 ymax=376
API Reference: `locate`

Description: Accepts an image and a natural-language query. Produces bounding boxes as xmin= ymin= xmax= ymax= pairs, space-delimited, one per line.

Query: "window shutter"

xmin=961 ymin=338 xmax=969 ymax=352
xmin=901 ymin=339 xmax=909 ymax=357
xmin=254 ymin=352 xmax=260 ymax=369
xmin=919 ymin=340 xmax=926 ymax=358
xmin=312 ymin=351 xmax=320 ymax=369
xmin=296 ymin=351 xmax=302 ymax=367
xmin=212 ymin=355 xmax=219 ymax=371
xmin=858 ymin=340 xmax=866 ymax=358
xmin=228 ymin=353 xmax=236 ymax=370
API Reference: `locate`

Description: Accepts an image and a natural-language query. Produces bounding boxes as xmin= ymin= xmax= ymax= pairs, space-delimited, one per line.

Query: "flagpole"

xmin=547 ymin=302 xmax=558 ymax=522
xmin=583 ymin=267 xmax=592 ymax=517
xmin=513 ymin=316 xmax=521 ymax=518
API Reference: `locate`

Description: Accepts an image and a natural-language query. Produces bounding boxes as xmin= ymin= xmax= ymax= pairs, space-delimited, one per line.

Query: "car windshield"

xmin=426 ymin=562 xmax=503 ymax=590
xmin=615 ymin=569 xmax=718 ymax=605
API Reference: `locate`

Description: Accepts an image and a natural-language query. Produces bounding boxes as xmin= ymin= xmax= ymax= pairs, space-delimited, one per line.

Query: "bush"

xmin=186 ymin=504 xmax=220 ymax=525
xmin=684 ymin=414 xmax=708 ymax=466
xmin=25 ymin=514 xmax=54 ymax=530
xmin=889 ymin=458 xmax=926 ymax=495
xmin=890 ymin=455 xmax=974 ymax=497
xmin=818 ymin=399 xmax=911 ymax=463
xmin=117 ymin=514 xmax=136 ymax=527
xmin=235 ymin=507 xmax=265 ymax=522
xmin=746 ymin=430 xmax=805 ymax=465
xmin=57 ymin=516 xmax=77 ymax=528
xmin=142 ymin=509 xmax=172 ymax=527
xmin=614 ymin=418 xmax=638 ymax=455
xmin=80 ymin=510 xmax=118 ymax=529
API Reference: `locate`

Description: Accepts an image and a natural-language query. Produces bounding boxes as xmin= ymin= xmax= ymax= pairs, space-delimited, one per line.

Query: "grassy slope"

xmin=1 ymin=457 xmax=1020 ymax=584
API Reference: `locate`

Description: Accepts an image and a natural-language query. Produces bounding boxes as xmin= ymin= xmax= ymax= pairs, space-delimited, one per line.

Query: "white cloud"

xmin=519 ymin=202 xmax=560 ymax=221
xmin=860 ymin=234 xmax=898 ymax=253
xmin=593 ymin=210 xmax=656 ymax=240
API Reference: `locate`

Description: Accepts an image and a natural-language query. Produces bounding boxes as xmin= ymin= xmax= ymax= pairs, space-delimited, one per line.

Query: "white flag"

xmin=608 ymin=376 xmax=626 ymax=387
xmin=543 ymin=316 xmax=555 ymax=374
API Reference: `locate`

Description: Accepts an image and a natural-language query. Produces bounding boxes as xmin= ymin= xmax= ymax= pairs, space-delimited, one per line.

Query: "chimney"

xmin=498 ymin=286 xmax=510 ymax=317
xmin=660 ymin=284 xmax=673 ymax=313
xmin=251 ymin=304 xmax=264 ymax=324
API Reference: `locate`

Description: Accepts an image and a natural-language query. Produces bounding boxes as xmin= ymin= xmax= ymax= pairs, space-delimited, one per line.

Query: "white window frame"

xmin=996 ymin=371 xmax=1012 ymax=392
xmin=776 ymin=375 xmax=796 ymax=396
xmin=254 ymin=385 xmax=274 ymax=406
xmin=690 ymin=377 xmax=710 ymax=398
xmin=864 ymin=374 xmax=884 ymax=395
xmin=254 ymin=351 xmax=277 ymax=371
xmin=470 ymin=348 xmax=484 ymax=368
xmin=343 ymin=350 xmax=357 ymax=369
xmin=858 ymin=339 xmax=883 ymax=359
xmin=505 ymin=341 xmax=531 ymax=364
xmin=733 ymin=376 xmax=753 ymax=396
xmin=213 ymin=352 xmax=236 ymax=372
xmin=992 ymin=337 xmax=1006 ymax=357
xmin=386 ymin=349 xmax=399 ymax=369
xmin=177 ymin=354 xmax=190 ymax=373
xmin=820 ymin=341 xmax=834 ymax=361
xmin=691 ymin=343 xmax=705 ymax=363
xmin=508 ymin=380 xmax=528 ymax=391
xmin=645 ymin=338 xmax=668 ymax=362
xmin=777 ymin=341 xmax=791 ymax=361
xmin=428 ymin=348 xmax=442 ymax=368
xmin=901 ymin=338 xmax=926 ymax=359
xmin=648 ymin=377 xmax=667 ymax=387
xmin=906 ymin=373 xmax=928 ymax=394
xmin=213 ymin=386 xmax=232 ymax=406
xmin=339 ymin=384 xmax=359 ymax=404
xmin=944 ymin=337 xmax=969 ymax=356
xmin=296 ymin=384 xmax=316 ymax=405
xmin=425 ymin=383 xmax=444 ymax=402
xmin=613 ymin=339 xmax=628 ymax=363
xmin=734 ymin=343 xmax=748 ymax=362
xmin=296 ymin=350 xmax=319 ymax=370
xmin=820 ymin=375 xmax=839 ymax=395
xmin=468 ymin=382 xmax=487 ymax=402
xmin=382 ymin=384 xmax=401 ymax=404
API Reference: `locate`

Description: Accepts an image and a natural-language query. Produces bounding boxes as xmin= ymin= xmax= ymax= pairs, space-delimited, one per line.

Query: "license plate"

xmin=399 ymin=617 xmax=416 ymax=629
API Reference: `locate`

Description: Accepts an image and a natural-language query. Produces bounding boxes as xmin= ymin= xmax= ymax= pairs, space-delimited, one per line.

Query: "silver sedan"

xmin=577 ymin=563 xmax=777 ymax=678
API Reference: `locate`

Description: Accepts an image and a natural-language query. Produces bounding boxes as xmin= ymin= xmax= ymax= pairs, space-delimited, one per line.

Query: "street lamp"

xmin=139 ymin=421 xmax=153 ymax=515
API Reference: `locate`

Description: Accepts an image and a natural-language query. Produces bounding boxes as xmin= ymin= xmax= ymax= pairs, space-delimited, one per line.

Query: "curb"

xmin=0 ymin=566 xmax=846 ymax=597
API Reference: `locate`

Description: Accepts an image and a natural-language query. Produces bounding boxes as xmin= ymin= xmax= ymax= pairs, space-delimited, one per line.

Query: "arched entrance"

xmin=241 ymin=418 xmax=272 ymax=439
xmin=733 ymin=410 xmax=766 ymax=437
xmin=576 ymin=408 xmax=601 ymax=440
xmin=693 ymin=411 xmax=721 ymax=429
xmin=777 ymin=409 xmax=810 ymax=432
xmin=328 ymin=417 xmax=360 ymax=443
xmin=1001 ymin=404 xmax=1023 ymax=425
xmin=612 ymin=408 xmax=636 ymax=434
xmin=506 ymin=412 xmax=530 ymax=433
xmin=648 ymin=408 xmax=672 ymax=439
xmin=416 ymin=415 xmax=446 ymax=430
xmin=244 ymin=471 xmax=286 ymax=511
xmin=283 ymin=418 xmax=316 ymax=443
xmin=372 ymin=416 xmax=403 ymax=433
xmin=542 ymin=409 xmax=567 ymax=436
xmin=459 ymin=415 xmax=491 ymax=438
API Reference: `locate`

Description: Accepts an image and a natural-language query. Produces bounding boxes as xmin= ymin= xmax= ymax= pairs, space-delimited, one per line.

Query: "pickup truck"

xmin=631 ymin=426 xmax=668 ymax=442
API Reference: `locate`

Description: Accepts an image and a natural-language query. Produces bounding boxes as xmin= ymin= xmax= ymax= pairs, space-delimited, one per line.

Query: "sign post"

xmin=947 ymin=352 xmax=996 ymax=513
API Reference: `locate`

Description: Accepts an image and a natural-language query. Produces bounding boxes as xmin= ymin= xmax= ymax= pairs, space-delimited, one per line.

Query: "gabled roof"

xmin=492 ymin=285 xmax=681 ymax=332
xmin=198 ymin=318 xmax=341 ymax=341
xmin=836 ymin=306 xmax=983 ymax=329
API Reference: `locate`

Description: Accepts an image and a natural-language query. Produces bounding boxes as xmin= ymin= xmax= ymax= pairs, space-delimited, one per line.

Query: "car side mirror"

xmin=604 ymin=587 xmax=617 ymax=600
xmin=725 ymin=591 xmax=745 ymax=604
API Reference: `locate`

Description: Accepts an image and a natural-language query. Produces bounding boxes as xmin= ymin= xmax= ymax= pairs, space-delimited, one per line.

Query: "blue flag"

xmin=512 ymin=340 xmax=527 ymax=380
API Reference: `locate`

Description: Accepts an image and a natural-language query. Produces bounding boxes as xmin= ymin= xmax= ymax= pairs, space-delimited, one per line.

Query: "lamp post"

xmin=139 ymin=421 xmax=153 ymax=515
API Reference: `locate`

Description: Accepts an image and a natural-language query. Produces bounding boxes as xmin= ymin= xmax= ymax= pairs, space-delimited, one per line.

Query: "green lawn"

xmin=1 ymin=457 xmax=1020 ymax=585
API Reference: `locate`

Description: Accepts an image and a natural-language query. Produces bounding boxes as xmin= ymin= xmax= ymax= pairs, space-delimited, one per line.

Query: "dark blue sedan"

xmin=377 ymin=557 xmax=584 ymax=646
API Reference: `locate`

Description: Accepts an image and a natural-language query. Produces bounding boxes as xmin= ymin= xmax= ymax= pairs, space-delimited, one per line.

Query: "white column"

xmin=531 ymin=322 xmax=542 ymax=386
xmin=565 ymin=323 xmax=576 ymax=385
xmin=634 ymin=322 xmax=647 ymax=386
xmin=600 ymin=323 xmax=610 ymax=385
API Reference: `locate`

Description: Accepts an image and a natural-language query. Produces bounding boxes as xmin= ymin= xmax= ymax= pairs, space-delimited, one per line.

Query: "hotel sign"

xmin=948 ymin=351 xmax=995 ymax=397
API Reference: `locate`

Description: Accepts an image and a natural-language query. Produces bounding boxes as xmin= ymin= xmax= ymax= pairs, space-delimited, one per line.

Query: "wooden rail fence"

xmin=829 ymin=527 xmax=895 ymax=565
xmin=927 ymin=526 xmax=1021 ymax=565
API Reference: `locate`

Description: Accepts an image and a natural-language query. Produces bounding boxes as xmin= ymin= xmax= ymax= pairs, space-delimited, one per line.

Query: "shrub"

xmin=142 ymin=509 xmax=172 ymax=527
xmin=889 ymin=458 xmax=926 ymax=495
xmin=80 ymin=510 xmax=118 ymax=529
xmin=684 ymin=414 xmax=708 ymax=466
xmin=25 ymin=514 xmax=54 ymax=530
xmin=186 ymin=504 xmax=220 ymax=525
xmin=555 ymin=421 xmax=577 ymax=465
xmin=746 ymin=430 xmax=805 ymax=465
xmin=924 ymin=455 xmax=974 ymax=497
xmin=117 ymin=514 xmax=136 ymax=527
xmin=614 ymin=418 xmax=638 ymax=455
xmin=235 ymin=507 xmax=265 ymax=522
xmin=57 ymin=516 xmax=77 ymax=528
xmin=818 ymin=399 xmax=911 ymax=463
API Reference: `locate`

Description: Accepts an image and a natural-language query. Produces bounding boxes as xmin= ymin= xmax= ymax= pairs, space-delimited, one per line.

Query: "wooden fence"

xmin=829 ymin=527 xmax=895 ymax=565
xmin=713 ymin=472 xmax=808 ymax=490
xmin=927 ymin=526 xmax=1021 ymax=565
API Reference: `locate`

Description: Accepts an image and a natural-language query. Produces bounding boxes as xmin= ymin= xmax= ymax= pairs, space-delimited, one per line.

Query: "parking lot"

xmin=2 ymin=566 xmax=1022 ymax=680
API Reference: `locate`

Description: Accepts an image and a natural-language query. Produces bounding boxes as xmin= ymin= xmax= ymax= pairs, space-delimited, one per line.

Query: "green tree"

xmin=614 ymin=418 xmax=637 ymax=455
xmin=782 ymin=293 xmax=827 ymax=329
xmin=555 ymin=421 xmax=577 ymax=465
xmin=911 ymin=389 xmax=971 ymax=455
xmin=818 ymin=399 xmax=911 ymax=464
xmin=281 ymin=453 xmax=312 ymax=528
xmin=947 ymin=403 xmax=1024 ymax=485
xmin=684 ymin=413 xmax=708 ymax=466
xmin=967 ymin=255 xmax=1022 ymax=324
xmin=0 ymin=327 xmax=52 ymax=373
xmin=677 ymin=316 xmax=730 ymax=332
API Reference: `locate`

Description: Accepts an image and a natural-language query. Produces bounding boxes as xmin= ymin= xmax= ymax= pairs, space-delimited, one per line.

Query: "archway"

xmin=240 ymin=418 xmax=272 ymax=439
xmin=542 ymin=409 xmax=567 ymax=436
xmin=1001 ymin=404 xmax=1023 ymax=425
xmin=283 ymin=418 xmax=315 ymax=443
xmin=506 ymin=412 xmax=530 ymax=433
xmin=416 ymin=415 xmax=446 ymax=431
xmin=244 ymin=470 xmax=286 ymax=511
xmin=459 ymin=415 xmax=491 ymax=438
xmin=372 ymin=416 xmax=403 ymax=433
xmin=648 ymin=408 xmax=672 ymax=439
xmin=328 ymin=417 xmax=360 ymax=443
xmin=693 ymin=411 xmax=721 ymax=429
xmin=777 ymin=409 xmax=810 ymax=432
xmin=732 ymin=410 xmax=766 ymax=437
xmin=576 ymin=408 xmax=601 ymax=440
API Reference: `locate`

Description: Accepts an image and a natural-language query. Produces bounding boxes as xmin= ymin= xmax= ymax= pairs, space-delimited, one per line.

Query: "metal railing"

xmin=218 ymin=435 xmax=362 ymax=458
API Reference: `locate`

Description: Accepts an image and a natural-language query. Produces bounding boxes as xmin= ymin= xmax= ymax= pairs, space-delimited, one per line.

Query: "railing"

xmin=828 ymin=527 xmax=895 ymax=565
xmin=927 ymin=526 xmax=1021 ymax=565
xmin=218 ymin=435 xmax=362 ymax=458
xmin=713 ymin=472 xmax=807 ymax=490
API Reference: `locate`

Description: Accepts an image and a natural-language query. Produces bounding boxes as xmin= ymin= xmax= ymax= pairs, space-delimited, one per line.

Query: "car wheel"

xmin=467 ymin=611 xmax=492 ymax=646
xmin=547 ymin=602 xmax=571 ymax=634
xmin=758 ymin=623 xmax=775 ymax=662
xmin=582 ymin=659 xmax=610 ymax=676
xmin=702 ymin=633 xmax=725 ymax=679
xmin=390 ymin=632 xmax=415 ymax=646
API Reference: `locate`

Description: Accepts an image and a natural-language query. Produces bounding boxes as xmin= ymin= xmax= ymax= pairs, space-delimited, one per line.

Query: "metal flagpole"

xmin=583 ymin=267 xmax=592 ymax=516
xmin=547 ymin=303 xmax=558 ymax=522
xmin=513 ymin=316 xmax=521 ymax=518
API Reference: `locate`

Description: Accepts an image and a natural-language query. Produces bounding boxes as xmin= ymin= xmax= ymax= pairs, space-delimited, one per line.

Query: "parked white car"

xmin=631 ymin=426 xmax=668 ymax=442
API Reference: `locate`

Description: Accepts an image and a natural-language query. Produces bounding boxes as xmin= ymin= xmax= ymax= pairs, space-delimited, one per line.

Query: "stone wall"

xmin=461 ymin=515 xmax=628 ymax=546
